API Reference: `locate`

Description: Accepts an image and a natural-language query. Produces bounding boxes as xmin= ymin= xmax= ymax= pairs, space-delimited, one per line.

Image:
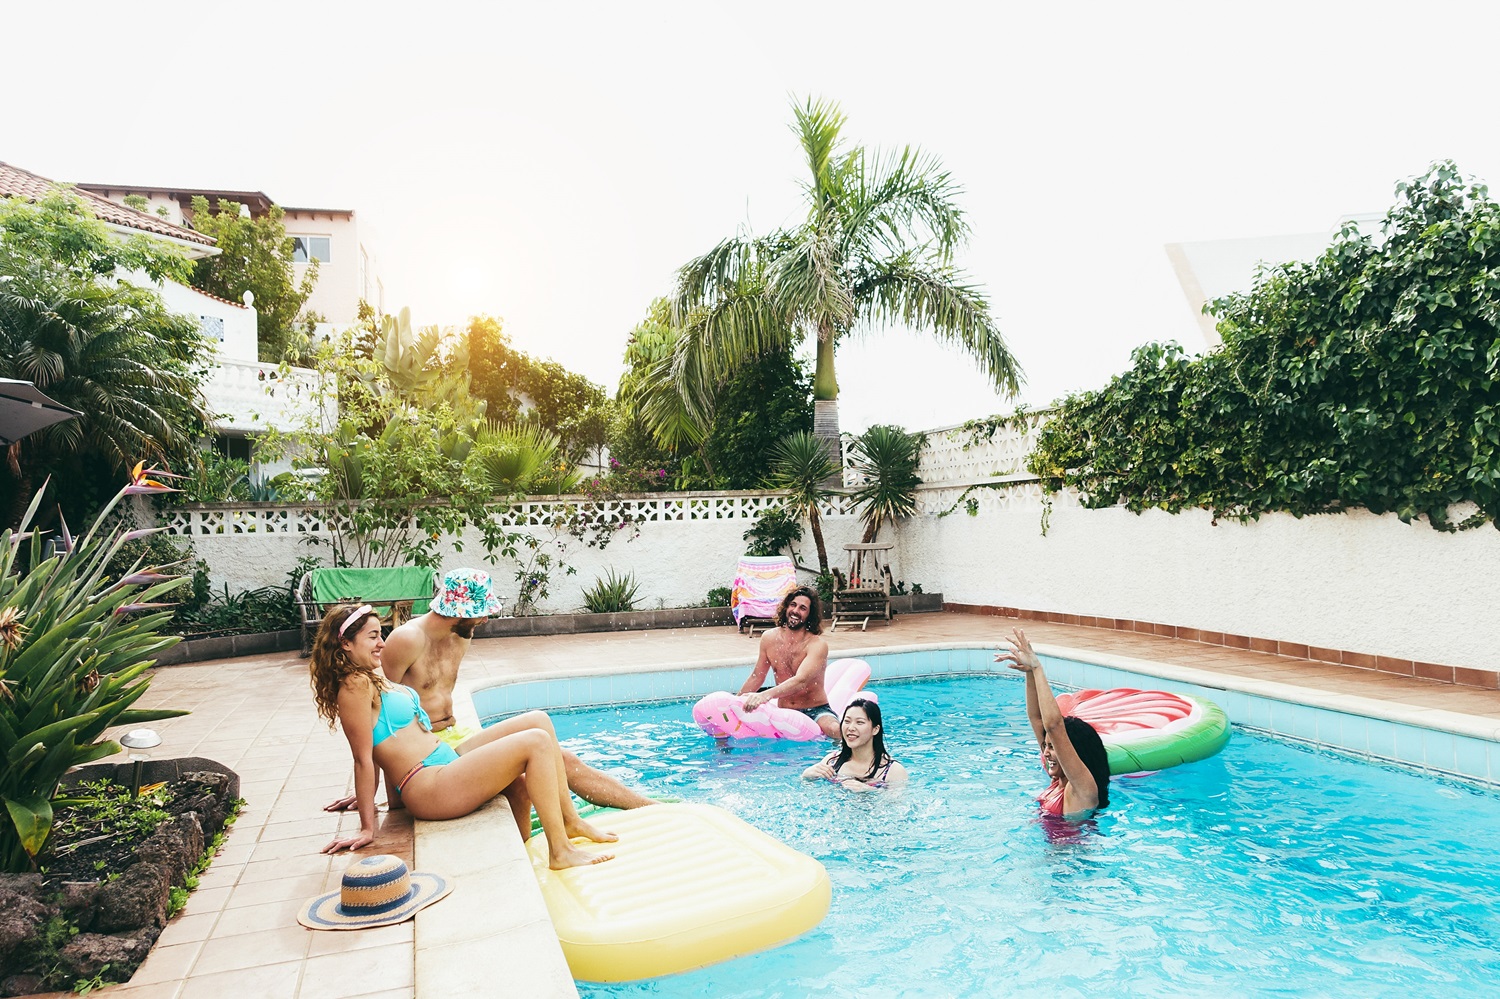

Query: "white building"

xmin=0 ymin=162 xmax=321 ymax=472
xmin=77 ymin=182 xmax=383 ymax=335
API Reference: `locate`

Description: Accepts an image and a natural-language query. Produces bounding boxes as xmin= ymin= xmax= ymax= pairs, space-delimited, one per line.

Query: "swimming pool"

xmin=471 ymin=653 xmax=1500 ymax=997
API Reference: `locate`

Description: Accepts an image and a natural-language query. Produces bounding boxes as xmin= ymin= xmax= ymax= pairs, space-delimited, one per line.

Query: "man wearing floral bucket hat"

xmin=326 ymin=568 xmax=655 ymax=826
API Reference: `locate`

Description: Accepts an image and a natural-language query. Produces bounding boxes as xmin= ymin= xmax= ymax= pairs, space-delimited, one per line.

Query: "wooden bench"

xmin=297 ymin=566 xmax=439 ymax=656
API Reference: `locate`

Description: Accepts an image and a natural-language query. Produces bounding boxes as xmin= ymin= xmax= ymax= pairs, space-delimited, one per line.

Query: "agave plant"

xmin=847 ymin=425 xmax=924 ymax=543
xmin=581 ymin=569 xmax=641 ymax=614
xmin=0 ymin=478 xmax=189 ymax=872
xmin=768 ymin=431 xmax=839 ymax=573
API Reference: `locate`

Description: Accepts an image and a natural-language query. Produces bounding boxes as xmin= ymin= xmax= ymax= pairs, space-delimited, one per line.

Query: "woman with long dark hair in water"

xmin=802 ymin=697 xmax=908 ymax=790
xmin=995 ymin=628 xmax=1110 ymax=818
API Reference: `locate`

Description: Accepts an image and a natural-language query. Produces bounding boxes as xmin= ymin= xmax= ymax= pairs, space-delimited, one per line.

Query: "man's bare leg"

xmin=459 ymin=710 xmax=656 ymax=809
xmin=501 ymin=779 xmax=532 ymax=840
xmin=818 ymin=714 xmax=840 ymax=741
xmin=563 ymin=750 xmax=656 ymax=809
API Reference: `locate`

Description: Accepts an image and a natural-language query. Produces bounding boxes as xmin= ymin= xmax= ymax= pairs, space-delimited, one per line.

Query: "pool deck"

xmin=85 ymin=611 xmax=1500 ymax=999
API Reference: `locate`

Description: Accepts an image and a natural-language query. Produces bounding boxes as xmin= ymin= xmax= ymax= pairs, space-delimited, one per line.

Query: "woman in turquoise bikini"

xmin=310 ymin=603 xmax=616 ymax=868
xmin=802 ymin=698 xmax=908 ymax=790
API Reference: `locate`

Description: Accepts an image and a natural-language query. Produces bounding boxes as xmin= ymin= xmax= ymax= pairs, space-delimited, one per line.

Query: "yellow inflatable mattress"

xmin=528 ymin=802 xmax=831 ymax=982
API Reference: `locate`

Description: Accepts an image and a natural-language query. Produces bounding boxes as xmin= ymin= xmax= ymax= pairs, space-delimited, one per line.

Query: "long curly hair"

xmin=775 ymin=586 xmax=823 ymax=634
xmin=309 ymin=603 xmax=385 ymax=727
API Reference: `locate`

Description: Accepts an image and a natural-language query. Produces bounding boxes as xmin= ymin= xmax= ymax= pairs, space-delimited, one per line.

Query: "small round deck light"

xmin=120 ymin=728 xmax=162 ymax=799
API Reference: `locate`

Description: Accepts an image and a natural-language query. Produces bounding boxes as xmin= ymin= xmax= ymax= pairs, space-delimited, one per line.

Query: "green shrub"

xmin=582 ymin=569 xmax=640 ymax=614
xmin=742 ymin=508 xmax=802 ymax=557
xmin=0 ymin=483 xmax=189 ymax=872
xmin=1030 ymin=161 xmax=1500 ymax=531
xmin=704 ymin=586 xmax=732 ymax=607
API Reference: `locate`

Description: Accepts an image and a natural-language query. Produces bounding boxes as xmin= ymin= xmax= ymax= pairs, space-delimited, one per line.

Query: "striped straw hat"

xmin=299 ymin=854 xmax=451 ymax=931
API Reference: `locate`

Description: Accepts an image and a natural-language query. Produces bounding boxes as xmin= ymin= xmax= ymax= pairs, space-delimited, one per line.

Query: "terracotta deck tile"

xmin=297 ymin=944 xmax=414 ymax=999
xmin=176 ymin=960 xmax=302 ymax=999
xmin=194 ymin=924 xmax=311 ymax=976
xmin=224 ymin=872 xmax=329 ymax=909
xmin=210 ymin=898 xmax=308 ymax=939
xmin=305 ymin=920 xmax=413 ymax=958
xmin=126 ymin=941 xmax=202 ymax=986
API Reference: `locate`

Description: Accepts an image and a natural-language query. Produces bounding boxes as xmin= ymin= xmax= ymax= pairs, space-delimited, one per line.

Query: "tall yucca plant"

xmin=768 ymin=431 xmax=838 ymax=574
xmin=848 ymin=425 xmax=924 ymax=543
xmin=0 ymin=476 xmax=189 ymax=872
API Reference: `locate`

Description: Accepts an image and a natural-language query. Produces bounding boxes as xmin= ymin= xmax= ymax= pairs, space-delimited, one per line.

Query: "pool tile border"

xmin=466 ymin=641 xmax=1500 ymax=785
xmin=943 ymin=603 xmax=1500 ymax=690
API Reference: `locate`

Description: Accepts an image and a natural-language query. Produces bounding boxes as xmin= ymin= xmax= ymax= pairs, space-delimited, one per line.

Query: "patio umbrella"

xmin=0 ymin=378 xmax=81 ymax=446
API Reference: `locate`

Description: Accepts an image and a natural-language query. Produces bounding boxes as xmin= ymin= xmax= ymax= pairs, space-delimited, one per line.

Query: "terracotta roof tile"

xmin=0 ymin=161 xmax=217 ymax=247
xmin=181 ymin=284 xmax=250 ymax=309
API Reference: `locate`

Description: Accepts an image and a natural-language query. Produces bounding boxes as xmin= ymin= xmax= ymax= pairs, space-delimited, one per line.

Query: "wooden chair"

xmin=829 ymin=543 xmax=894 ymax=632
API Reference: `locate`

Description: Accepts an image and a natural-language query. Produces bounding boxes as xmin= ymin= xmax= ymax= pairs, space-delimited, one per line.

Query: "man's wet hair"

xmin=775 ymin=586 xmax=823 ymax=635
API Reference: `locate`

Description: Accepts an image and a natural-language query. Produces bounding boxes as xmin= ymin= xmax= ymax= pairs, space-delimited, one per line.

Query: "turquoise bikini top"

xmin=373 ymin=684 xmax=433 ymax=746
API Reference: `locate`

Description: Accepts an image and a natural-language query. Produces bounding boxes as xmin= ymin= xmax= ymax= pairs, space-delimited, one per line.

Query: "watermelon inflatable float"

xmin=1056 ymin=687 xmax=1230 ymax=775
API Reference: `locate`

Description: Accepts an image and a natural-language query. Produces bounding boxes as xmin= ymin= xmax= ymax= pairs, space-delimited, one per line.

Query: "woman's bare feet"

xmin=566 ymin=816 xmax=619 ymax=843
xmin=550 ymin=843 xmax=615 ymax=869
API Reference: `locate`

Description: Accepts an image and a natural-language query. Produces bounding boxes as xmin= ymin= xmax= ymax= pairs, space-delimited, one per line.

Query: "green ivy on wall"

xmin=1029 ymin=161 xmax=1500 ymax=531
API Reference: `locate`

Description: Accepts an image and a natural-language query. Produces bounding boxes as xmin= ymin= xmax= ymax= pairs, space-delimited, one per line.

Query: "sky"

xmin=7 ymin=1 xmax=1500 ymax=433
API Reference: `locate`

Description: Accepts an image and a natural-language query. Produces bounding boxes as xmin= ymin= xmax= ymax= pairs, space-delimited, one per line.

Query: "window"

xmin=213 ymin=433 xmax=254 ymax=463
xmin=291 ymin=235 xmax=331 ymax=263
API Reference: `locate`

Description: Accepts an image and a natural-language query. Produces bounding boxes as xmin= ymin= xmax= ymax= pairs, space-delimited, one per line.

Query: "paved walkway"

xmin=85 ymin=611 xmax=1500 ymax=998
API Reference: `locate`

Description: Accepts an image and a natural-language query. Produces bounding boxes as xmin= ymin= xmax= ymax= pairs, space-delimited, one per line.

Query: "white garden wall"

xmin=158 ymin=416 xmax=1500 ymax=675
xmin=901 ymin=485 xmax=1500 ymax=672
xmin=165 ymin=494 xmax=872 ymax=614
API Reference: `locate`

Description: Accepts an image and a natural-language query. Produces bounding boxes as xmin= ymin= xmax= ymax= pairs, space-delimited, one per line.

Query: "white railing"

xmin=159 ymin=490 xmax=859 ymax=536
xmin=841 ymin=412 xmax=1049 ymax=489
xmin=203 ymin=359 xmax=326 ymax=434
xmin=914 ymin=412 xmax=1049 ymax=486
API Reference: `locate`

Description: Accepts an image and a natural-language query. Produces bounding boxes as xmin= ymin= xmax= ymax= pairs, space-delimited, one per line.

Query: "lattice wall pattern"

xmin=160 ymin=491 xmax=860 ymax=536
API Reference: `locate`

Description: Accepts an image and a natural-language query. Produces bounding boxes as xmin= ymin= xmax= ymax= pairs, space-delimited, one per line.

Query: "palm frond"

xmin=854 ymin=258 xmax=1022 ymax=396
xmin=765 ymin=225 xmax=855 ymax=331
xmin=841 ymin=145 xmax=969 ymax=264
xmin=792 ymin=97 xmax=848 ymax=215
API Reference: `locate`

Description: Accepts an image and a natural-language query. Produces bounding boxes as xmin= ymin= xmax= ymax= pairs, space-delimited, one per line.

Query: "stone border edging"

xmin=151 ymin=599 xmax=949 ymax=666
xmin=155 ymin=629 xmax=301 ymax=666
xmin=945 ymin=602 xmax=1499 ymax=690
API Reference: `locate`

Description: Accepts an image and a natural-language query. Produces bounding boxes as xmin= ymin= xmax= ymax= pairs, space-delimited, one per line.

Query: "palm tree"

xmin=649 ymin=97 xmax=1021 ymax=470
xmin=768 ymin=431 xmax=838 ymax=573
xmin=848 ymin=424 xmax=923 ymax=543
xmin=0 ymin=273 xmax=209 ymax=525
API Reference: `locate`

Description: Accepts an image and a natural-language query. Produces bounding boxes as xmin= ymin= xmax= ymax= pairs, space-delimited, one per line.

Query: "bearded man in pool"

xmin=325 ymin=568 xmax=655 ymax=826
xmin=736 ymin=586 xmax=841 ymax=740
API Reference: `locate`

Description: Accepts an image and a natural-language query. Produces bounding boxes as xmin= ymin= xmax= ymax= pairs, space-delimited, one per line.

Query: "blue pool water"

xmin=548 ymin=675 xmax=1500 ymax=997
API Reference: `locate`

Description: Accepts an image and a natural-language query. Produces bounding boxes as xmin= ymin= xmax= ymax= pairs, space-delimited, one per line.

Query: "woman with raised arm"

xmin=310 ymin=603 xmax=616 ymax=869
xmin=802 ymin=697 xmax=908 ymax=791
xmin=995 ymin=628 xmax=1110 ymax=819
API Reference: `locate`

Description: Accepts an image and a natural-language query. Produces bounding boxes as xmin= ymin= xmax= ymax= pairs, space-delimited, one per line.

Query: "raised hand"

xmin=993 ymin=627 xmax=1042 ymax=673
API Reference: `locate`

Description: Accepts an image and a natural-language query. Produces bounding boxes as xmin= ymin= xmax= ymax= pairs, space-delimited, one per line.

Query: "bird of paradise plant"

xmin=0 ymin=470 xmax=189 ymax=872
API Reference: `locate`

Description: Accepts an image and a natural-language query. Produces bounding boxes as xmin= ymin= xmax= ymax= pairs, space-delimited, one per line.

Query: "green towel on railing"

xmin=310 ymin=566 xmax=435 ymax=615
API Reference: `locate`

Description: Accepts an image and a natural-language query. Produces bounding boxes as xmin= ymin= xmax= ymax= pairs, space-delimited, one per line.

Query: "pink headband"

xmin=338 ymin=604 xmax=375 ymax=637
